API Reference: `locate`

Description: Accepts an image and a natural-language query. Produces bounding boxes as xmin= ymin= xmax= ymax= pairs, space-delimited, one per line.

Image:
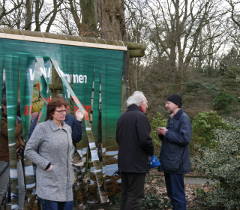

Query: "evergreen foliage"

xmin=213 ymin=92 xmax=237 ymax=113
xmin=195 ymin=120 xmax=240 ymax=209
xmin=143 ymin=193 xmax=171 ymax=209
xmin=192 ymin=111 xmax=230 ymax=150
xmin=150 ymin=112 xmax=167 ymax=148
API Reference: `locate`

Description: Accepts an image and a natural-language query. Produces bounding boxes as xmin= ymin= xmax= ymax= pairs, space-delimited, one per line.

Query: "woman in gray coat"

xmin=25 ymin=97 xmax=74 ymax=210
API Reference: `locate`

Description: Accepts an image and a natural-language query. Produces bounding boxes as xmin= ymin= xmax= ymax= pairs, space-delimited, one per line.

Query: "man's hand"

xmin=157 ymin=127 xmax=168 ymax=136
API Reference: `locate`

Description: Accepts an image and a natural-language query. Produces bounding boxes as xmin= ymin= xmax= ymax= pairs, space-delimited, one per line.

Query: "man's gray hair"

xmin=126 ymin=91 xmax=147 ymax=107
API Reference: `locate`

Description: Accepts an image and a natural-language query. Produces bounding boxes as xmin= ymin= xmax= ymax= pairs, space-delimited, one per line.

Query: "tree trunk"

xmin=80 ymin=0 xmax=98 ymax=37
xmin=24 ymin=0 xmax=33 ymax=30
xmin=34 ymin=0 xmax=42 ymax=31
xmin=97 ymin=0 xmax=126 ymax=41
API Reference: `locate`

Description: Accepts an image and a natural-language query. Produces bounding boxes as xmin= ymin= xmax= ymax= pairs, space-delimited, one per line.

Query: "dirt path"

xmin=80 ymin=170 xmax=210 ymax=210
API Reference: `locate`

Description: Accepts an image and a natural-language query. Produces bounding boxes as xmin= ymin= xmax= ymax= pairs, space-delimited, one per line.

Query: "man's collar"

xmin=171 ymin=109 xmax=183 ymax=120
xmin=127 ymin=104 xmax=141 ymax=112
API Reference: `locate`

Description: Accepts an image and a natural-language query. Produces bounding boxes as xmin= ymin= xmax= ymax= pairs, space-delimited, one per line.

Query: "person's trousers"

xmin=164 ymin=172 xmax=187 ymax=210
xmin=17 ymin=159 xmax=26 ymax=210
xmin=39 ymin=198 xmax=73 ymax=210
xmin=0 ymin=161 xmax=10 ymax=205
xmin=120 ymin=172 xmax=146 ymax=210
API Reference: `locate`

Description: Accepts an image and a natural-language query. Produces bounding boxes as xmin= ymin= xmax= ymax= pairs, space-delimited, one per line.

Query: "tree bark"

xmin=97 ymin=0 xmax=126 ymax=40
xmin=24 ymin=0 xmax=33 ymax=30
xmin=80 ymin=0 xmax=98 ymax=37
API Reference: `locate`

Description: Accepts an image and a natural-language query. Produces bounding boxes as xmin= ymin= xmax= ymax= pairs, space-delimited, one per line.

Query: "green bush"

xmin=225 ymin=65 xmax=240 ymax=79
xmin=143 ymin=193 xmax=171 ymax=209
xmin=185 ymin=81 xmax=203 ymax=93
xmin=192 ymin=111 xmax=230 ymax=150
xmin=195 ymin=120 xmax=240 ymax=209
xmin=150 ymin=112 xmax=167 ymax=148
xmin=213 ymin=92 xmax=236 ymax=113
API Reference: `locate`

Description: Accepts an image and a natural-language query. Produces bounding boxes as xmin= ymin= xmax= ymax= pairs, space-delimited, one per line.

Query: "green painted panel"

xmin=0 ymin=36 xmax=126 ymax=205
xmin=0 ymin=38 xmax=125 ymax=145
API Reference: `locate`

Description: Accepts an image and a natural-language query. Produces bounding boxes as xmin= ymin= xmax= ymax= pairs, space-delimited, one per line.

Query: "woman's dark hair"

xmin=46 ymin=97 xmax=68 ymax=120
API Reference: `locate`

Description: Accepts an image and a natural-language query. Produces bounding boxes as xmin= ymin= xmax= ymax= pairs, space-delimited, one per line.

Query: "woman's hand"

xmin=46 ymin=164 xmax=53 ymax=171
xmin=75 ymin=110 xmax=84 ymax=121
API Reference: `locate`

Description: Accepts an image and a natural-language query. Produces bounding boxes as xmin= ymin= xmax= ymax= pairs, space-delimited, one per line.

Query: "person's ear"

xmin=139 ymin=104 xmax=144 ymax=112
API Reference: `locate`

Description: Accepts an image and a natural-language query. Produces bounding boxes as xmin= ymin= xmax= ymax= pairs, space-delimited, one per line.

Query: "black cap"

xmin=167 ymin=94 xmax=182 ymax=108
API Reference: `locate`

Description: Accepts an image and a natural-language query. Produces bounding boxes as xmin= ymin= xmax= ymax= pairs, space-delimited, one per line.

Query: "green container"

xmin=0 ymin=30 xmax=127 ymax=205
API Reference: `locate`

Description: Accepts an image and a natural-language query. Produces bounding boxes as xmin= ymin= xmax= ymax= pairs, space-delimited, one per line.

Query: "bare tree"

xmin=225 ymin=0 xmax=240 ymax=47
xmin=124 ymin=0 xmax=149 ymax=92
xmin=0 ymin=0 xmax=24 ymax=28
xmin=193 ymin=17 xmax=226 ymax=73
xmin=55 ymin=0 xmax=97 ymax=37
xmin=33 ymin=0 xmax=63 ymax=32
xmin=54 ymin=2 xmax=79 ymax=35
xmin=145 ymin=0 xmax=223 ymax=84
xmin=227 ymin=0 xmax=240 ymax=28
xmin=0 ymin=0 xmax=62 ymax=32
xmin=24 ymin=0 xmax=32 ymax=30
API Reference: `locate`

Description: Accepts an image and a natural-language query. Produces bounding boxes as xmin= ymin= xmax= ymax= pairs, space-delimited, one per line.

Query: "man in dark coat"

xmin=157 ymin=94 xmax=192 ymax=210
xmin=116 ymin=91 xmax=154 ymax=210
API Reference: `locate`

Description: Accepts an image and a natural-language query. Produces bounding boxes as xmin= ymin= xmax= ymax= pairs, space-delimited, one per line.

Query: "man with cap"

xmin=157 ymin=94 xmax=192 ymax=210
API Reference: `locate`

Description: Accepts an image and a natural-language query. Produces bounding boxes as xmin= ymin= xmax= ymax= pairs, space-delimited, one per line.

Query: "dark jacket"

xmin=159 ymin=109 xmax=192 ymax=174
xmin=116 ymin=104 xmax=154 ymax=173
xmin=65 ymin=114 xmax=82 ymax=144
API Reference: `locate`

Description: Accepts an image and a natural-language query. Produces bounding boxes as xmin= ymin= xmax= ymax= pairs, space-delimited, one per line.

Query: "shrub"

xmin=184 ymin=81 xmax=203 ymax=93
xmin=150 ymin=112 xmax=167 ymax=148
xmin=195 ymin=120 xmax=240 ymax=209
xmin=213 ymin=92 xmax=237 ymax=113
xmin=192 ymin=111 xmax=230 ymax=150
xmin=143 ymin=193 xmax=171 ymax=209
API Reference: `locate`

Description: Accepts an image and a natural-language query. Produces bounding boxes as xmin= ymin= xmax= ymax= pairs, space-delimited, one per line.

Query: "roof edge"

xmin=0 ymin=29 xmax=146 ymax=57
xmin=0 ymin=29 xmax=129 ymax=51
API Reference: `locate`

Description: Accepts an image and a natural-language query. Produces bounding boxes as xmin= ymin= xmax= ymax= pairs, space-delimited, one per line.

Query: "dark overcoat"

xmin=116 ymin=104 xmax=154 ymax=173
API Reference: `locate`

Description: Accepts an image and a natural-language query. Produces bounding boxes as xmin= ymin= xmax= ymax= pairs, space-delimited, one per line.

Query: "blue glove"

xmin=149 ymin=155 xmax=161 ymax=168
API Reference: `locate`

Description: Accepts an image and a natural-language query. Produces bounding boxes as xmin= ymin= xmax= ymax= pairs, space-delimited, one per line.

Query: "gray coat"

xmin=25 ymin=120 xmax=74 ymax=202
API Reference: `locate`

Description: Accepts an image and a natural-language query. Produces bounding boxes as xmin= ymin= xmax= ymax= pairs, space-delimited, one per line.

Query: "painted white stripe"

xmin=10 ymin=168 xmax=17 ymax=178
xmin=77 ymin=147 xmax=88 ymax=156
xmin=10 ymin=204 xmax=19 ymax=209
xmin=9 ymin=143 xmax=16 ymax=147
xmin=6 ymin=105 xmax=16 ymax=108
xmin=25 ymin=165 xmax=35 ymax=176
xmin=86 ymin=127 xmax=92 ymax=131
xmin=90 ymin=149 xmax=99 ymax=161
xmin=0 ymin=33 xmax=127 ymax=51
xmin=26 ymin=183 xmax=36 ymax=189
xmin=89 ymin=142 xmax=96 ymax=149
xmin=105 ymin=151 xmax=118 ymax=156
xmin=90 ymin=167 xmax=102 ymax=173
xmin=103 ymin=163 xmax=118 ymax=176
